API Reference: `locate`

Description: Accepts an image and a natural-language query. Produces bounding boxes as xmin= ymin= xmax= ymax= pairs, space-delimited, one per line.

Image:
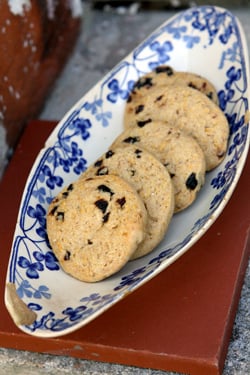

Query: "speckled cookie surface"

xmin=46 ymin=175 xmax=148 ymax=282
xmin=111 ymin=121 xmax=206 ymax=212
xmin=124 ymin=85 xmax=229 ymax=171
xmin=82 ymin=145 xmax=175 ymax=259
xmin=124 ymin=65 xmax=219 ymax=127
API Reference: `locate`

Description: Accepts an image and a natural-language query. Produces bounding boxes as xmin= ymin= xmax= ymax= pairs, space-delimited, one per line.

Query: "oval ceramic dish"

xmin=5 ymin=6 xmax=250 ymax=337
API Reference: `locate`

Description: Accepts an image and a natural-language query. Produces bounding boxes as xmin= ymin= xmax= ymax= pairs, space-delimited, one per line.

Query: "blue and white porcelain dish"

xmin=5 ymin=6 xmax=250 ymax=338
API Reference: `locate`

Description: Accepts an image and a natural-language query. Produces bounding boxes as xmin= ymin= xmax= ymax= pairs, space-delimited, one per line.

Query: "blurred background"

xmin=91 ymin=0 xmax=250 ymax=9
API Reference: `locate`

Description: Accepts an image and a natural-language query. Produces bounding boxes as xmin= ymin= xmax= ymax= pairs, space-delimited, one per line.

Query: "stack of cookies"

xmin=46 ymin=65 xmax=229 ymax=282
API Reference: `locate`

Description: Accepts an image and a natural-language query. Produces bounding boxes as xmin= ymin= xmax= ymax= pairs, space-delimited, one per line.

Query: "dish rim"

xmin=4 ymin=5 xmax=250 ymax=338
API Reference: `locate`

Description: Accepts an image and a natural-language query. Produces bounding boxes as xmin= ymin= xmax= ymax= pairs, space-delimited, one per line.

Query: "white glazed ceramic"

xmin=5 ymin=6 xmax=250 ymax=337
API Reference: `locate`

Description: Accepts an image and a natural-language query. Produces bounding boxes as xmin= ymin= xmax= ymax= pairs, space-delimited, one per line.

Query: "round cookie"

xmin=127 ymin=65 xmax=218 ymax=103
xmin=46 ymin=175 xmax=148 ymax=282
xmin=124 ymin=85 xmax=229 ymax=171
xmin=82 ymin=145 xmax=175 ymax=259
xmin=111 ymin=121 xmax=206 ymax=212
xmin=125 ymin=65 xmax=219 ymax=127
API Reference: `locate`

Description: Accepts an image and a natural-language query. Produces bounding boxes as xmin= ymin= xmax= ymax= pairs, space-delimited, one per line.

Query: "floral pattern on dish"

xmin=5 ymin=6 xmax=249 ymax=337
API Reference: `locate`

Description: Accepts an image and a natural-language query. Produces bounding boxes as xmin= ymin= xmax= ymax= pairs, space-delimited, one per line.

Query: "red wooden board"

xmin=0 ymin=120 xmax=249 ymax=375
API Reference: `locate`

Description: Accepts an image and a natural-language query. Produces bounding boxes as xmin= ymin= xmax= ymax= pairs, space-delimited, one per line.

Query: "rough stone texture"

xmin=0 ymin=5 xmax=249 ymax=375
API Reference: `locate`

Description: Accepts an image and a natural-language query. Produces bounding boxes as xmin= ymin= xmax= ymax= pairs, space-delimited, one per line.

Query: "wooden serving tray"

xmin=0 ymin=120 xmax=249 ymax=375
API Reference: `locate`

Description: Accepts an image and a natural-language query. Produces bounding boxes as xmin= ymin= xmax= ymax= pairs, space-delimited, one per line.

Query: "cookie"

xmin=111 ymin=121 xmax=206 ymax=212
xmin=124 ymin=85 xmax=229 ymax=171
xmin=82 ymin=145 xmax=175 ymax=259
xmin=125 ymin=65 xmax=218 ymax=125
xmin=46 ymin=175 xmax=148 ymax=282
